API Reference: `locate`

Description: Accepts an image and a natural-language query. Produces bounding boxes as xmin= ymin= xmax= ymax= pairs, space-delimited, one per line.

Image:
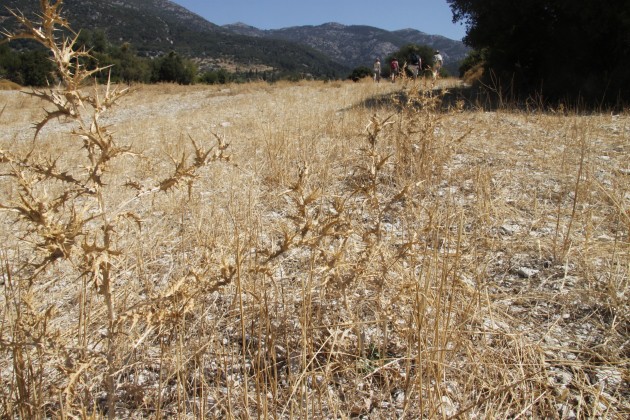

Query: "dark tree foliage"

xmin=199 ymin=69 xmax=233 ymax=85
xmin=153 ymin=51 xmax=196 ymax=85
xmin=104 ymin=43 xmax=152 ymax=84
xmin=348 ymin=66 xmax=373 ymax=81
xmin=19 ymin=49 xmax=55 ymax=86
xmin=448 ymin=0 xmax=630 ymax=105
xmin=74 ymin=31 xmax=148 ymax=83
xmin=76 ymin=29 xmax=109 ymax=54
xmin=0 ymin=44 xmax=55 ymax=86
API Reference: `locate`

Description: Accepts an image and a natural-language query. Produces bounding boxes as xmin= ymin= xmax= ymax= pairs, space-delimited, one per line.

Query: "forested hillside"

xmin=1 ymin=0 xmax=347 ymax=79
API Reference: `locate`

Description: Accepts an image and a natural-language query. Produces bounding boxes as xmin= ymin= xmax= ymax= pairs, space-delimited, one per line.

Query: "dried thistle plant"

xmin=0 ymin=1 xmax=233 ymax=417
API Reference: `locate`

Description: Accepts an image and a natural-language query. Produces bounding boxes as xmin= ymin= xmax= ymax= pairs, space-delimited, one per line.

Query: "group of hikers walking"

xmin=372 ymin=50 xmax=442 ymax=83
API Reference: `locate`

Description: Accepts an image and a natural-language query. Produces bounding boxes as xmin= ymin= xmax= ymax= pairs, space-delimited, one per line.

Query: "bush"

xmin=0 ymin=44 xmax=54 ymax=86
xmin=348 ymin=66 xmax=372 ymax=81
xmin=199 ymin=68 xmax=232 ymax=84
xmin=153 ymin=51 xmax=197 ymax=84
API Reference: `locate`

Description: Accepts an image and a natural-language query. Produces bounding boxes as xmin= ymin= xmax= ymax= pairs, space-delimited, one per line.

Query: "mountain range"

xmin=1 ymin=0 xmax=469 ymax=78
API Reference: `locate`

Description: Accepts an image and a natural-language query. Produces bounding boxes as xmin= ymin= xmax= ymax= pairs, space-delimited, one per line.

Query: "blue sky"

xmin=172 ymin=0 xmax=467 ymax=40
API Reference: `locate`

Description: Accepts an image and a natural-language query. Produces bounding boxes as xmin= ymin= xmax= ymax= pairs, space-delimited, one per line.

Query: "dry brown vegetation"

xmin=0 ymin=79 xmax=22 ymax=91
xmin=1 ymin=2 xmax=629 ymax=419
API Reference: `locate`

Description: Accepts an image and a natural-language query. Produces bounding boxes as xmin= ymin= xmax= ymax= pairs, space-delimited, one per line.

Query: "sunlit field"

xmin=0 ymin=4 xmax=629 ymax=417
xmin=1 ymin=75 xmax=628 ymax=418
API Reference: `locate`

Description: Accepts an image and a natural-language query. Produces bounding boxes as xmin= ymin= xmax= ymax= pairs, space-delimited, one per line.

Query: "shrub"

xmin=153 ymin=51 xmax=197 ymax=84
xmin=348 ymin=65 xmax=372 ymax=81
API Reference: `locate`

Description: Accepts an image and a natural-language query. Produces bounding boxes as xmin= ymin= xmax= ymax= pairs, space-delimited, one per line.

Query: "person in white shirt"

xmin=373 ymin=58 xmax=381 ymax=83
xmin=432 ymin=50 xmax=443 ymax=79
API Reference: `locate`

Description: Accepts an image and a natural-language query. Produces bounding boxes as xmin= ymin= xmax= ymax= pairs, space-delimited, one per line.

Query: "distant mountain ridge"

xmin=224 ymin=22 xmax=469 ymax=72
xmin=1 ymin=0 xmax=469 ymax=77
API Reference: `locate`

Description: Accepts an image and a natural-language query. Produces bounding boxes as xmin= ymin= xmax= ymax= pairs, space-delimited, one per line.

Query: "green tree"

xmin=91 ymin=30 xmax=109 ymax=54
xmin=0 ymin=44 xmax=54 ymax=86
xmin=448 ymin=0 xmax=630 ymax=104
xmin=348 ymin=66 xmax=372 ymax=81
xmin=75 ymin=29 xmax=109 ymax=54
xmin=0 ymin=44 xmax=20 ymax=81
xmin=20 ymin=49 xmax=55 ymax=86
xmin=199 ymin=68 xmax=233 ymax=85
xmin=106 ymin=43 xmax=152 ymax=83
xmin=154 ymin=51 xmax=196 ymax=84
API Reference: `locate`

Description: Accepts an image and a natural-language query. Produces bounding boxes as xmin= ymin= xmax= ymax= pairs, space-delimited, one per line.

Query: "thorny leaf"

xmin=158 ymin=177 xmax=180 ymax=193
xmin=123 ymin=180 xmax=143 ymax=191
xmin=189 ymin=135 xmax=213 ymax=167
xmin=119 ymin=212 xmax=143 ymax=231
xmin=303 ymin=188 xmax=322 ymax=207
xmin=25 ymin=90 xmax=79 ymax=139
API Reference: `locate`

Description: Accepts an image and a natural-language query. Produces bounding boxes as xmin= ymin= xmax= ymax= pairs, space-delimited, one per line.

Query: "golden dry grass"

xmin=0 ymin=4 xmax=628 ymax=417
xmin=1 ymin=76 xmax=628 ymax=418
xmin=0 ymin=79 xmax=22 ymax=90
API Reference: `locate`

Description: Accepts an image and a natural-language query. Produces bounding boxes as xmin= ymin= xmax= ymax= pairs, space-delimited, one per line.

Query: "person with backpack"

xmin=409 ymin=53 xmax=421 ymax=79
xmin=390 ymin=57 xmax=399 ymax=82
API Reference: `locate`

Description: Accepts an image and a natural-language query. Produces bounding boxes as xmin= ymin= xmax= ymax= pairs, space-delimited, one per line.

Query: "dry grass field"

xmin=1 ymin=76 xmax=628 ymax=418
xmin=0 ymin=5 xmax=628 ymax=417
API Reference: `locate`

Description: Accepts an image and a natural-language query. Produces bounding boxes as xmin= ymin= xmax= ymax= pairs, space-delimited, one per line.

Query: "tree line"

xmin=0 ymin=30 xmax=313 ymax=87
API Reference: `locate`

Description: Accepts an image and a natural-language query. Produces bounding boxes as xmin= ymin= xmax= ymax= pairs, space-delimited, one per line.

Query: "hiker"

xmin=390 ymin=57 xmax=399 ymax=82
xmin=432 ymin=50 xmax=443 ymax=79
xmin=409 ymin=53 xmax=421 ymax=79
xmin=373 ymin=58 xmax=381 ymax=83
